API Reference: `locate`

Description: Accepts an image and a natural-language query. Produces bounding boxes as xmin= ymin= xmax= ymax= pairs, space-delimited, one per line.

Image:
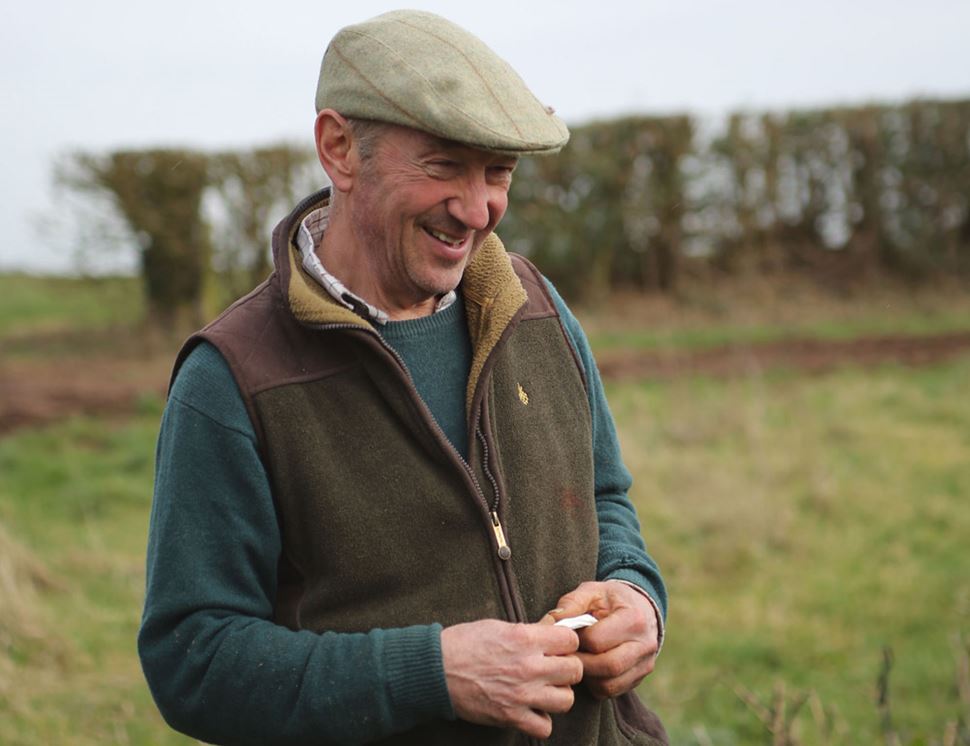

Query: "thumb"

xmin=538 ymin=608 xmax=565 ymax=625
xmin=553 ymin=583 xmax=608 ymax=619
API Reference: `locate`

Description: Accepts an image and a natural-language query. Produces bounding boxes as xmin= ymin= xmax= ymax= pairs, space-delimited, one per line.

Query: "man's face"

xmin=349 ymin=125 xmax=517 ymax=311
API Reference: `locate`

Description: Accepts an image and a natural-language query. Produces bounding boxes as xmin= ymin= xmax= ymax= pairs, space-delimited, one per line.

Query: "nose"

xmin=447 ymin=173 xmax=496 ymax=232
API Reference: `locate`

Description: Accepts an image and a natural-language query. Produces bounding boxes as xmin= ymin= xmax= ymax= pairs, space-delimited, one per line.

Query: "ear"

xmin=314 ymin=109 xmax=356 ymax=192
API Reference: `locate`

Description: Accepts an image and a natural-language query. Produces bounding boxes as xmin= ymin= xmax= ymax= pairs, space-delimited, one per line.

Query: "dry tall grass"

xmin=0 ymin=522 xmax=67 ymax=715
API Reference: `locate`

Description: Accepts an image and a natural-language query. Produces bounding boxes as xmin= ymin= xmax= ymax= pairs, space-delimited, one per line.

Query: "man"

xmin=139 ymin=10 xmax=667 ymax=745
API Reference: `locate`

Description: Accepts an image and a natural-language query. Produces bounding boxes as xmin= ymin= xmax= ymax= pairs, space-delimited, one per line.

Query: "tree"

xmin=207 ymin=145 xmax=318 ymax=301
xmin=58 ymin=149 xmax=212 ymax=329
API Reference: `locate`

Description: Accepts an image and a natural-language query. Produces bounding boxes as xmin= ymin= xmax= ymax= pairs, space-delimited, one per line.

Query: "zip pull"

xmin=490 ymin=511 xmax=512 ymax=560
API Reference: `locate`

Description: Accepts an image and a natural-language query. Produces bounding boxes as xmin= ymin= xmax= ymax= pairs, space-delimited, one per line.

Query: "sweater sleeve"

xmin=542 ymin=279 xmax=668 ymax=624
xmin=138 ymin=342 xmax=453 ymax=745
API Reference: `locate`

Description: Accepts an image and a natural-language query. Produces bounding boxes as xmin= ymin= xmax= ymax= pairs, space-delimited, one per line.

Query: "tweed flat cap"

xmin=315 ymin=10 xmax=569 ymax=154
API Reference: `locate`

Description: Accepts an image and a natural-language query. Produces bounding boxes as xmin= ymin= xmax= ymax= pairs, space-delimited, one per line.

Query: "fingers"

xmin=584 ymin=664 xmax=651 ymax=700
xmin=524 ymin=678 xmax=576 ymax=716
xmin=580 ymin=605 xmax=657 ymax=656
xmin=545 ymin=649 xmax=584 ymax=689
xmin=519 ymin=627 xmax=584 ymax=691
xmin=512 ymin=631 xmax=582 ymax=686
xmin=544 ymin=581 xmax=661 ymax=700
xmin=577 ymin=641 xmax=657 ymax=699
xmin=551 ymin=582 xmax=610 ymax=619
xmin=577 ymin=639 xmax=654 ymax=680
xmin=516 ymin=709 xmax=553 ymax=740
xmin=539 ymin=683 xmax=575 ymax=715
xmin=537 ymin=607 xmax=564 ymax=625
xmin=441 ymin=619 xmax=584 ymax=737
xmin=533 ymin=624 xmax=581 ymax=656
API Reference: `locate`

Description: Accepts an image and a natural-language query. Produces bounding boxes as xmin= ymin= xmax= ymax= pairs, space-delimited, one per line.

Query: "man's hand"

xmin=549 ymin=581 xmax=659 ymax=699
xmin=440 ymin=619 xmax=583 ymax=739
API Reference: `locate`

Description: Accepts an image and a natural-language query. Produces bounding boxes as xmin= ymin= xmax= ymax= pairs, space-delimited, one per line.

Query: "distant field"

xmin=4 ymin=272 xmax=970 ymax=356
xmin=579 ymin=280 xmax=970 ymax=353
xmin=0 ymin=274 xmax=142 ymax=339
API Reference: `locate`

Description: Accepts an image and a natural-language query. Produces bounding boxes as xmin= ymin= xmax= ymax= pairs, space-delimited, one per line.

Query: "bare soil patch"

xmin=0 ymin=324 xmax=182 ymax=435
xmin=0 ymin=353 xmax=171 ymax=436
xmin=597 ymin=331 xmax=970 ymax=381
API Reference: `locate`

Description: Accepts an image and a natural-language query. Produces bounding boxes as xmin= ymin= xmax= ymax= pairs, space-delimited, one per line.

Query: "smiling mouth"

xmin=424 ymin=226 xmax=468 ymax=248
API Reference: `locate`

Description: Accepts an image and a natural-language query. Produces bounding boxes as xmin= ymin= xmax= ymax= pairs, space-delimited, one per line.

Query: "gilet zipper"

xmin=378 ymin=341 xmax=536 ymax=745
xmin=311 ymin=323 xmax=515 ymax=564
xmin=310 ymin=323 xmax=539 ymax=746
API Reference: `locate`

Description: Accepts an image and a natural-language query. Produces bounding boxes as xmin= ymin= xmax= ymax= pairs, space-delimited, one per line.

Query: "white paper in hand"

xmin=554 ymin=613 xmax=598 ymax=630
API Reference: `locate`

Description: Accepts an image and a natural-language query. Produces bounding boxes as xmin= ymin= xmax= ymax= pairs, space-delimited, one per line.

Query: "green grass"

xmin=615 ymin=357 xmax=970 ymax=744
xmin=0 ymin=274 xmax=142 ymax=339
xmin=0 ymin=398 xmax=193 ymax=746
xmin=2 ymin=360 xmax=968 ymax=743
xmin=578 ymin=281 xmax=970 ymax=353
xmin=5 ymin=272 xmax=969 ymax=358
xmin=588 ymin=310 xmax=970 ymax=352
xmin=2 ymin=271 xmax=969 ymax=743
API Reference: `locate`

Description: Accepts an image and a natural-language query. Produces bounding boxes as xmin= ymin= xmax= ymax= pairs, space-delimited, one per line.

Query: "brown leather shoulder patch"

xmin=508 ymin=253 xmax=556 ymax=320
xmin=506 ymin=253 xmax=589 ymax=395
xmin=172 ymin=272 xmax=362 ymax=445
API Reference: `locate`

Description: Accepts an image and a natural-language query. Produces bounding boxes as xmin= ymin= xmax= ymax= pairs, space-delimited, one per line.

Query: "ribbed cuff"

xmin=383 ymin=623 xmax=454 ymax=727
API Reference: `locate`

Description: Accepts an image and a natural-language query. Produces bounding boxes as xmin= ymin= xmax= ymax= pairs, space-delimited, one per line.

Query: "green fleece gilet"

xmin=140 ymin=188 xmax=667 ymax=746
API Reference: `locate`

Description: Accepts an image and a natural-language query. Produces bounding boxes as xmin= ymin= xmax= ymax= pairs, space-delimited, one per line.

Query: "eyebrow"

xmin=416 ymin=134 xmax=517 ymax=165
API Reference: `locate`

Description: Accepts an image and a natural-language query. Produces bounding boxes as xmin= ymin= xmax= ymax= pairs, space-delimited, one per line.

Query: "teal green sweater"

xmin=378 ymin=296 xmax=473 ymax=458
xmin=139 ymin=281 xmax=666 ymax=745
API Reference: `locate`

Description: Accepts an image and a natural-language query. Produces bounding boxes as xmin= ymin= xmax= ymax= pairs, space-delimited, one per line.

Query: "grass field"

xmin=0 ymin=274 xmax=142 ymax=339
xmin=1 ymin=274 xmax=969 ymax=744
xmin=0 ymin=403 xmax=189 ymax=745
xmin=4 ymin=272 xmax=970 ymax=354
xmin=579 ymin=278 xmax=970 ymax=353
xmin=612 ymin=360 xmax=970 ymax=744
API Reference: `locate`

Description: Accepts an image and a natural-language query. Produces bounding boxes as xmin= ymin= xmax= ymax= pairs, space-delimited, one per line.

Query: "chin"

xmin=424 ymin=280 xmax=461 ymax=298
xmin=414 ymin=266 xmax=466 ymax=298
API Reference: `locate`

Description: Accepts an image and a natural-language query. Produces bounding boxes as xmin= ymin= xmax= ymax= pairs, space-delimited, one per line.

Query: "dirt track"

xmin=0 ymin=353 xmax=172 ymax=435
xmin=596 ymin=330 xmax=970 ymax=381
xmin=2 ymin=331 xmax=970 ymax=435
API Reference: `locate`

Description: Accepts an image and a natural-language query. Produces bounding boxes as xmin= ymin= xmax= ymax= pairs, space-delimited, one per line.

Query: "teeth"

xmin=428 ymin=228 xmax=463 ymax=246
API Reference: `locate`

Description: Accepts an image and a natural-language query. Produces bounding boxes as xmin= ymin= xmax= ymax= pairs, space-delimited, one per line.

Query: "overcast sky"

xmin=3 ymin=0 xmax=969 ymax=272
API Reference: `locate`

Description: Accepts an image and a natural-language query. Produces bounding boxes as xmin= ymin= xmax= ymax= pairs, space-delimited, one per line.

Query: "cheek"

xmin=489 ymin=191 xmax=510 ymax=227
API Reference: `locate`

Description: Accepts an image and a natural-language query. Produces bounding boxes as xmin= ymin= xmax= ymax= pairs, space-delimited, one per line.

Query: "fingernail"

xmin=548 ymin=608 xmax=565 ymax=615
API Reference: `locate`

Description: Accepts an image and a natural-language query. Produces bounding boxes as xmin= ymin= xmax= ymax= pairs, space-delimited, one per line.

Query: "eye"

xmin=488 ymin=164 xmax=516 ymax=185
xmin=425 ymin=159 xmax=460 ymax=177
